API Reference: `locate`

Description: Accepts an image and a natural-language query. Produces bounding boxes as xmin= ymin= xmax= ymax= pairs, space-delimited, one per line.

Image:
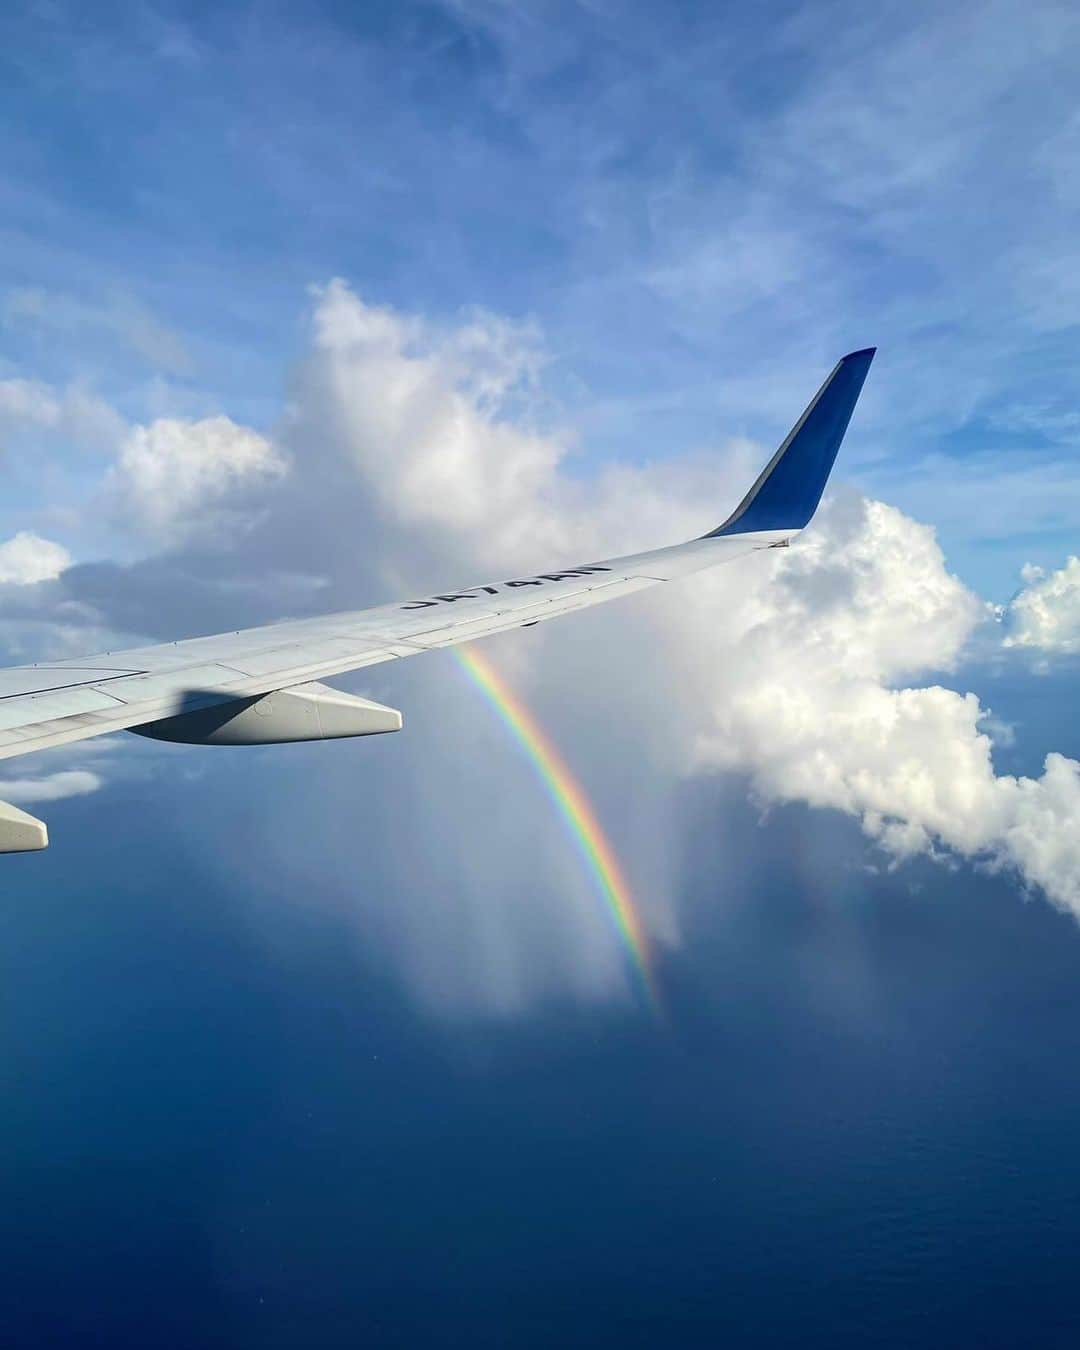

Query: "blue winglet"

xmin=705 ymin=348 xmax=875 ymax=538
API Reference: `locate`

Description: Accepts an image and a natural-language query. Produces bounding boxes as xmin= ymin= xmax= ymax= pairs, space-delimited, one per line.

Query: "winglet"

xmin=705 ymin=348 xmax=875 ymax=538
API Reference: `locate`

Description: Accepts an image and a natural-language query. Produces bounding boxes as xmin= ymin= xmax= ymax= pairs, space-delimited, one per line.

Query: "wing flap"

xmin=0 ymin=667 xmax=142 ymax=699
xmin=0 ymin=544 xmax=784 ymax=759
xmin=0 ymin=685 xmax=125 ymax=732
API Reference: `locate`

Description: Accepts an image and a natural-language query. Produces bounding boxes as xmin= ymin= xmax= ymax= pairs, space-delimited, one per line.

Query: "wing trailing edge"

xmin=0 ymin=348 xmax=876 ymax=850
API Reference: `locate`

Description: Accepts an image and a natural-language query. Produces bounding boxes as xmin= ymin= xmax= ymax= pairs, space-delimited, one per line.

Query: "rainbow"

xmin=454 ymin=644 xmax=658 ymax=1010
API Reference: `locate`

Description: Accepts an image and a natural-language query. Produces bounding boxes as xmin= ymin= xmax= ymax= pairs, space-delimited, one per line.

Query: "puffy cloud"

xmin=10 ymin=280 xmax=1080 ymax=1011
xmin=678 ymin=497 xmax=1080 ymax=911
xmin=296 ymin=286 xmax=1080 ymax=923
xmin=1002 ymin=556 xmax=1080 ymax=653
xmin=299 ymin=279 xmax=566 ymax=559
xmin=111 ymin=415 xmax=286 ymax=543
xmin=0 ymin=532 xmax=72 ymax=585
xmin=209 ymin=283 xmax=1080 ymax=1012
xmin=0 ymin=769 xmax=102 ymax=804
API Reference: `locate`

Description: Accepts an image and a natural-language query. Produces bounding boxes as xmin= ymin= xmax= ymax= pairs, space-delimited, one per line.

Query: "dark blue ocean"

xmin=6 ymin=668 xmax=1080 ymax=1349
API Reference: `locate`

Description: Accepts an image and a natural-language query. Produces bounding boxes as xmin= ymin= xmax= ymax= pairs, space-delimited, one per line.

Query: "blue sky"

xmin=4 ymin=0 xmax=1080 ymax=587
xmin=4 ymin=3 xmax=1080 ymax=1343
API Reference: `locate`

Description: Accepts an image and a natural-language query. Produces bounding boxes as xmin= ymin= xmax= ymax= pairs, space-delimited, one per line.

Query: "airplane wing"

xmin=0 ymin=348 xmax=875 ymax=851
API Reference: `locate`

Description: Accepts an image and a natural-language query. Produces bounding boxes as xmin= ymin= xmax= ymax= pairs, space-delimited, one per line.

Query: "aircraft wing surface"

xmin=0 ymin=348 xmax=874 ymax=850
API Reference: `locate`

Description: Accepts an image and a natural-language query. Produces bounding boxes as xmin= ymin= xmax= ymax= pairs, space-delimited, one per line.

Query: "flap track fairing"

xmin=130 ymin=681 xmax=403 ymax=746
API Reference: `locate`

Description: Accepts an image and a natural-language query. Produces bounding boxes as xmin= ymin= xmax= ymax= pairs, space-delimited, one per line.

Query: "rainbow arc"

xmin=454 ymin=645 xmax=658 ymax=1011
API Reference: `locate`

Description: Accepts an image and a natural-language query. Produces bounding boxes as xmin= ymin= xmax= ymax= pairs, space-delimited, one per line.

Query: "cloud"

xmin=0 ymin=769 xmax=103 ymax=804
xmin=9 ymin=280 xmax=1080 ymax=1012
xmin=0 ymin=378 xmax=62 ymax=427
xmin=2 ymin=0 xmax=1079 ymax=1016
xmin=302 ymin=279 xmax=561 ymax=550
xmin=4 ymin=287 xmax=193 ymax=375
xmin=0 ymin=532 xmax=72 ymax=585
xmin=673 ymin=495 xmax=1080 ymax=911
xmin=1002 ymin=557 xmax=1080 ymax=654
xmin=110 ymin=415 xmax=286 ymax=543
xmin=242 ymin=284 xmax=1080 ymax=1007
xmin=0 ymin=376 xmax=126 ymax=451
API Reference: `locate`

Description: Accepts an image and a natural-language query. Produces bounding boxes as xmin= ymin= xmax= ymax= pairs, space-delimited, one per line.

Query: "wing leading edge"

xmin=0 ymin=348 xmax=875 ymax=850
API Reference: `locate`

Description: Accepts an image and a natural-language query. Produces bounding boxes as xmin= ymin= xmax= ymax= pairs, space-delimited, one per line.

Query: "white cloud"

xmin=14 ymin=282 xmax=1080 ymax=1012
xmin=1002 ymin=556 xmax=1080 ymax=653
xmin=0 ymin=769 xmax=103 ymax=804
xmin=112 ymin=415 xmax=286 ymax=542
xmin=300 ymin=279 xmax=564 ymax=558
xmin=674 ymin=497 xmax=1080 ymax=911
xmin=0 ymin=532 xmax=72 ymax=585
xmin=221 ymin=283 xmax=1080 ymax=1011
xmin=0 ymin=376 xmax=126 ymax=451
xmin=309 ymin=287 xmax=1080 ymax=914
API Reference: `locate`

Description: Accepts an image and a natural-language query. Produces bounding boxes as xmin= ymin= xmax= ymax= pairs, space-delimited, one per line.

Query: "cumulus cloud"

xmin=301 ymin=279 xmax=564 ymax=557
xmin=246 ymin=283 xmax=1080 ymax=1007
xmin=0 ymin=532 xmax=72 ymax=585
xmin=0 ymin=769 xmax=103 ymax=804
xmin=672 ymin=497 xmax=1080 ymax=911
xmin=8 ymin=280 xmax=1080 ymax=1012
xmin=308 ymin=289 xmax=1080 ymax=916
xmin=1002 ymin=557 xmax=1080 ymax=653
xmin=111 ymin=415 xmax=286 ymax=543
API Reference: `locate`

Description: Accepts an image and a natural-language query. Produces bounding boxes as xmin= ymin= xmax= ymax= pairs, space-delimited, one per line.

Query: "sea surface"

xmin=5 ymin=759 xmax=1080 ymax=1348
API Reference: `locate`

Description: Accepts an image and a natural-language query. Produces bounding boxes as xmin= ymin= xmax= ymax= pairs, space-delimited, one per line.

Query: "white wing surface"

xmin=0 ymin=348 xmax=875 ymax=850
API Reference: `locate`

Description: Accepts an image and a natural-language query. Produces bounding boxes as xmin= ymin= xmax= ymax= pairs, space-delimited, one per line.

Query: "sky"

xmin=3 ymin=1 xmax=1080 ymax=1344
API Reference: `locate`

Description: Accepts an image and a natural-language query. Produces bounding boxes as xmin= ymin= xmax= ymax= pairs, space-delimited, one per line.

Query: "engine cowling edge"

xmin=130 ymin=681 xmax=403 ymax=746
xmin=0 ymin=798 xmax=49 ymax=852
